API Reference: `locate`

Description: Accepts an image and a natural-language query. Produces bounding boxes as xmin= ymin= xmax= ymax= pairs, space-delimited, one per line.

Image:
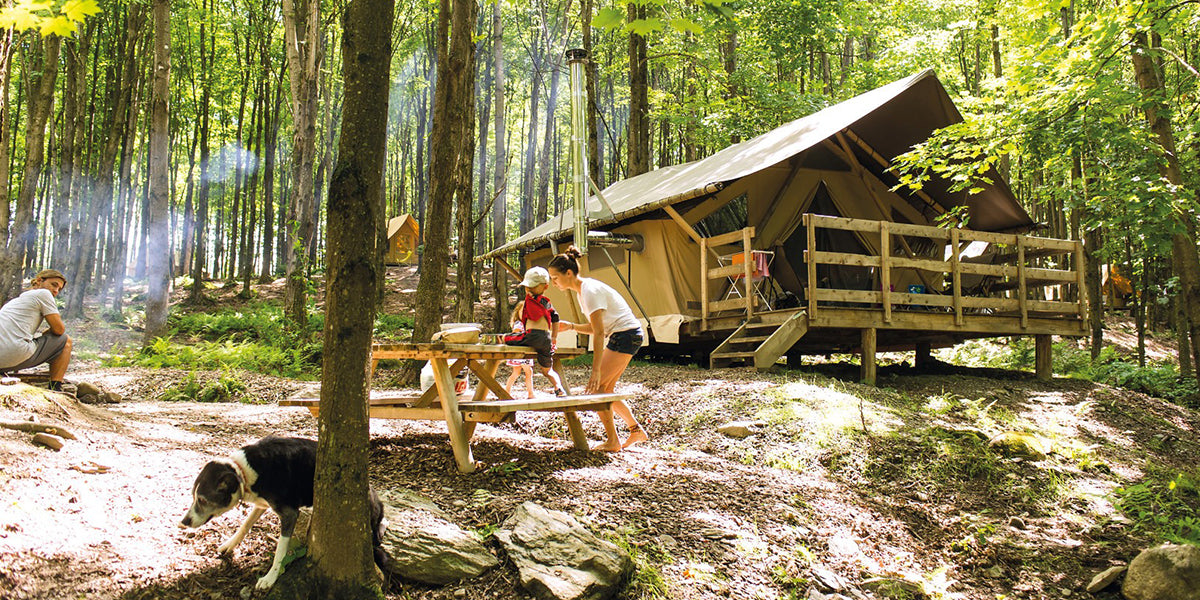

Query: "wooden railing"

xmin=802 ymin=214 xmax=1087 ymax=328
xmin=700 ymin=226 xmax=757 ymax=330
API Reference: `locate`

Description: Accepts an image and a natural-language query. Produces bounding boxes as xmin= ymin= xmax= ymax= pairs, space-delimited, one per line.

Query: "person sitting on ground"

xmin=0 ymin=269 xmax=73 ymax=392
xmin=503 ymin=267 xmax=567 ymax=397
xmin=504 ymin=305 xmax=536 ymax=400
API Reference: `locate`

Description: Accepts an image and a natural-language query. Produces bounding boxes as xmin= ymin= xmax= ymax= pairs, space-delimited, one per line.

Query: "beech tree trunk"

xmin=303 ymin=0 xmax=393 ymax=593
xmin=2 ymin=36 xmax=61 ymax=302
xmin=144 ymin=0 xmax=172 ymax=343
xmin=490 ymin=0 xmax=509 ymax=329
xmin=282 ymin=0 xmax=323 ymax=330
xmin=408 ymin=0 xmax=476 ymax=384
xmin=626 ymin=2 xmax=649 ymax=176
xmin=1130 ymin=31 xmax=1200 ymax=385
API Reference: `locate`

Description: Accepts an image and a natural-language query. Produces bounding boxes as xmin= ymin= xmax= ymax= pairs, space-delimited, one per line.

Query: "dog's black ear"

xmin=217 ymin=470 xmax=240 ymax=495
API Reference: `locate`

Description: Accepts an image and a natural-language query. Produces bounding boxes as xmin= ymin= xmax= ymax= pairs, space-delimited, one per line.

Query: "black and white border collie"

xmin=180 ymin=436 xmax=387 ymax=590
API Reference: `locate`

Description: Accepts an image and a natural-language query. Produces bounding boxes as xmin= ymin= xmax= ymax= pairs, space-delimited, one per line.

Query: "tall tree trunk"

xmin=305 ymin=0 xmax=392 ymax=593
xmin=190 ymin=0 xmax=213 ymax=302
xmin=260 ymin=59 xmax=286 ymax=282
xmin=408 ymin=0 xmax=475 ymax=384
xmin=626 ymin=2 xmax=649 ymax=176
xmin=490 ymin=0 xmax=509 ymax=330
xmin=534 ymin=52 xmax=561 ymax=223
xmin=1130 ymin=30 xmax=1200 ymax=384
xmin=53 ymin=26 xmax=94 ymax=269
xmin=2 ymin=36 xmax=61 ymax=302
xmin=454 ymin=12 xmax=479 ymax=324
xmin=144 ymin=0 xmax=172 ymax=343
xmin=519 ymin=42 xmax=543 ymax=234
xmin=582 ymin=0 xmax=602 ymax=188
xmin=0 ymin=27 xmax=16 ymax=276
xmin=282 ymin=0 xmax=322 ymax=330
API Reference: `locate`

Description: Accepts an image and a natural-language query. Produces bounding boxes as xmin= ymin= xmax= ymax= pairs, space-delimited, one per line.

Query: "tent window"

xmin=694 ymin=193 xmax=748 ymax=238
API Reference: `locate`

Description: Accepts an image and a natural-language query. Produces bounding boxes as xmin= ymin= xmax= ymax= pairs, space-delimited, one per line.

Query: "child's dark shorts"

xmin=506 ymin=328 xmax=554 ymax=368
xmin=606 ymin=328 xmax=643 ymax=355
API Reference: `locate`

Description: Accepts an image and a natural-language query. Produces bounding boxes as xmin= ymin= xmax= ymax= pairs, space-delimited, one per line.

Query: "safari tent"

xmin=385 ymin=214 xmax=420 ymax=265
xmin=481 ymin=70 xmax=1086 ymax=381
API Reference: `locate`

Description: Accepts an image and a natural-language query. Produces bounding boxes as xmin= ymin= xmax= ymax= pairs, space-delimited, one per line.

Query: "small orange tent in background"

xmin=385 ymin=214 xmax=420 ymax=264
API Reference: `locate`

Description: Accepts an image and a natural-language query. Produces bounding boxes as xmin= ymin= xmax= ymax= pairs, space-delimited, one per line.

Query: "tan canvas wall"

xmin=523 ymin=219 xmax=701 ymax=344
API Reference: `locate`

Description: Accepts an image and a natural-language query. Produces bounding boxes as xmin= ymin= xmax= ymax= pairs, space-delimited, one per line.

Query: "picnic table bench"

xmin=279 ymin=342 xmax=627 ymax=473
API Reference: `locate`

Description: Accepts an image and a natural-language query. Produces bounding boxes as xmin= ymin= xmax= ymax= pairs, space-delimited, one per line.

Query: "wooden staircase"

xmin=710 ymin=311 xmax=809 ymax=370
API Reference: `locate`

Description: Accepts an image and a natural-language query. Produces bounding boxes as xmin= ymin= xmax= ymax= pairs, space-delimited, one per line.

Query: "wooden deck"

xmin=692 ymin=214 xmax=1085 ymax=382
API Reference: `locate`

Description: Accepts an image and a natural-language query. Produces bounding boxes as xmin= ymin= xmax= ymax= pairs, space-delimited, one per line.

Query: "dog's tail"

xmin=369 ymin=488 xmax=392 ymax=572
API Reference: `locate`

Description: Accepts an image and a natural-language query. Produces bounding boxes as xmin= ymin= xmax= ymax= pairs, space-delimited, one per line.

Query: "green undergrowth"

xmin=943 ymin=337 xmax=1199 ymax=405
xmin=160 ymin=370 xmax=250 ymax=403
xmin=104 ymin=301 xmax=414 ymax=378
xmin=1112 ymin=466 xmax=1200 ymax=545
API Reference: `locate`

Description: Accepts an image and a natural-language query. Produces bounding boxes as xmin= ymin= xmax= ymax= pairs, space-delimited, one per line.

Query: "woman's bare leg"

xmin=591 ymin=350 xmax=645 ymax=450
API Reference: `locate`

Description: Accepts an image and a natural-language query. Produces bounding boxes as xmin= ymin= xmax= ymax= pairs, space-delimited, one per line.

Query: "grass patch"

xmin=160 ymin=371 xmax=249 ymax=403
xmin=1112 ymin=465 xmax=1200 ymax=545
xmin=605 ymin=528 xmax=669 ymax=599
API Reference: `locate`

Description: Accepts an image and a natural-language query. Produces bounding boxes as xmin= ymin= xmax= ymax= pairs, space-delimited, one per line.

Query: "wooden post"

xmin=951 ymin=228 xmax=962 ymax=326
xmin=563 ymin=411 xmax=589 ymax=450
xmin=806 ymin=214 xmax=817 ymax=318
xmin=1017 ymin=236 xmax=1028 ymax=329
xmin=861 ymin=328 xmax=877 ymax=385
xmin=915 ymin=341 xmax=931 ymax=368
xmin=742 ymin=227 xmax=754 ymax=317
xmin=1035 ymin=334 xmax=1053 ymax=381
xmin=1074 ymin=240 xmax=1088 ymax=331
xmin=880 ymin=221 xmax=891 ymax=323
xmin=701 ymin=237 xmax=709 ymax=331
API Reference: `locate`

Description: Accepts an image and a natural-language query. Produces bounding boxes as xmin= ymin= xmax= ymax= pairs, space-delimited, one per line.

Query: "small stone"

xmin=1086 ymin=566 xmax=1125 ymax=592
xmin=452 ymin=589 xmax=466 ymax=599
xmin=239 ymin=586 xmax=252 ymax=600
xmin=1060 ymin=587 xmax=1071 ymax=596
xmin=1009 ymin=516 xmax=1027 ymax=530
xmin=76 ymin=381 xmax=102 ymax=396
xmin=717 ymin=421 xmax=759 ymax=439
xmin=811 ymin=567 xmax=846 ymax=592
xmin=984 ymin=565 xmax=1004 ymax=578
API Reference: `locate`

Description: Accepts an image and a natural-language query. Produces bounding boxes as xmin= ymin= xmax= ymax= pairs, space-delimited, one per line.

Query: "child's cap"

xmin=520 ymin=266 xmax=550 ymax=288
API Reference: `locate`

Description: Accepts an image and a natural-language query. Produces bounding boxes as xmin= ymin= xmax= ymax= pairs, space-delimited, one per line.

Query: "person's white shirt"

xmin=578 ymin=278 xmax=642 ymax=337
xmin=0 ymin=288 xmax=59 ymax=367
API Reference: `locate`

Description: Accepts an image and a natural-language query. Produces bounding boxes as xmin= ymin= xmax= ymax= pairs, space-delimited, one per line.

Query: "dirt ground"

xmin=0 ymin=268 xmax=1195 ymax=600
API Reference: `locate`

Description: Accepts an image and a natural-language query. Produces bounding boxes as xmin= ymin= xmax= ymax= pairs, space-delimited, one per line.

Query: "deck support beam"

xmin=1035 ymin=334 xmax=1053 ymax=381
xmin=861 ymin=328 xmax=877 ymax=385
xmin=915 ymin=341 xmax=932 ymax=368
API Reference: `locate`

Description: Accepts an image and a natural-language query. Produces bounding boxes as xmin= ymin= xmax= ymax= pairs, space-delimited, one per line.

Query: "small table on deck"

xmin=281 ymin=342 xmax=623 ymax=473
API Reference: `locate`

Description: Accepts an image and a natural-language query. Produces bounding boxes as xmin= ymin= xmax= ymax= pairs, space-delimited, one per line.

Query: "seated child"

xmin=504 ymin=313 xmax=536 ymax=399
xmin=503 ymin=267 xmax=567 ymax=396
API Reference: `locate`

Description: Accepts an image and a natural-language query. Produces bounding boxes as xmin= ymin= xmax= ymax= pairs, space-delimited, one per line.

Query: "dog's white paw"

xmin=255 ymin=569 xmax=279 ymax=590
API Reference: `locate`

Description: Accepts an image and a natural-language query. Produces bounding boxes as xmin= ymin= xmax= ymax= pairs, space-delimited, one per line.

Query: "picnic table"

xmin=280 ymin=342 xmax=629 ymax=473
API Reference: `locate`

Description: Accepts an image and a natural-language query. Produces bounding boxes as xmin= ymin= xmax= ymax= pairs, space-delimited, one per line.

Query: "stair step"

xmin=729 ymin=336 xmax=770 ymax=344
xmin=711 ymin=351 xmax=757 ymax=359
xmin=745 ymin=321 xmax=779 ymax=329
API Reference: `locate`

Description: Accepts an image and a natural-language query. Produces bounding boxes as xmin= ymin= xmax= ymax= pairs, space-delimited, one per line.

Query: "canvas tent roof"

xmin=481 ymin=69 xmax=1032 ymax=261
xmin=387 ymin=214 xmax=419 ymax=239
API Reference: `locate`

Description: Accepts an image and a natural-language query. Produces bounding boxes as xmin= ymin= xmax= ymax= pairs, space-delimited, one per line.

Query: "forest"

xmin=1 ymin=0 xmax=1200 ymax=598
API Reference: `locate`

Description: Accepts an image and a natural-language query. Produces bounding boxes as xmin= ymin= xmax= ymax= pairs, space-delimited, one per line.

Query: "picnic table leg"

xmin=469 ymin=359 xmax=511 ymax=401
xmin=431 ymin=358 xmax=476 ymax=473
xmin=553 ymin=356 xmax=569 ymax=393
xmin=563 ymin=411 xmax=589 ymax=450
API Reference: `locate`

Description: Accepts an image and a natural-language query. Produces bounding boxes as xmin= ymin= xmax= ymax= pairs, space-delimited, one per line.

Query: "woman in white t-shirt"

xmin=548 ymin=246 xmax=647 ymax=451
xmin=0 ymin=269 xmax=72 ymax=391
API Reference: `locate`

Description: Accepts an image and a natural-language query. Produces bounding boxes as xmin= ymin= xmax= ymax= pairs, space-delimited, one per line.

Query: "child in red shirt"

xmin=503 ymin=267 xmax=567 ymax=396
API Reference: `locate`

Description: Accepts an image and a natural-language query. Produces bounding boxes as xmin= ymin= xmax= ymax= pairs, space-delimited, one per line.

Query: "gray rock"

xmin=494 ymin=502 xmax=633 ymax=600
xmin=811 ymin=567 xmax=847 ymax=592
xmin=717 ymin=421 xmax=761 ymax=438
xmin=378 ymin=489 xmax=498 ymax=585
xmin=988 ymin=431 xmax=1049 ymax=459
xmin=861 ymin=577 xmax=922 ymax=598
xmin=1086 ymin=565 xmax=1124 ymax=593
xmin=1122 ymin=544 xmax=1200 ymax=600
xmin=76 ymin=381 xmax=102 ymax=397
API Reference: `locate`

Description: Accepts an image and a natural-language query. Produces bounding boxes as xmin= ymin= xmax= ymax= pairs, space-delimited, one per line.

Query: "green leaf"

xmin=61 ymin=0 xmax=100 ymax=22
xmin=41 ymin=14 xmax=76 ymax=37
xmin=626 ymin=18 xmax=665 ymax=36
xmin=668 ymin=17 xmax=703 ymax=35
xmin=592 ymin=7 xmax=624 ymax=31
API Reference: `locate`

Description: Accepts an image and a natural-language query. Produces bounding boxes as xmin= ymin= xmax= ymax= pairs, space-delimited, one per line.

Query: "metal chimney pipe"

xmin=566 ymin=48 xmax=588 ymax=254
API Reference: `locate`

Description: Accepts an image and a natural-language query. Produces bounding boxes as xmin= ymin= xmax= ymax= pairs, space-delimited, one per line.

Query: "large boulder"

xmin=1122 ymin=544 xmax=1200 ymax=600
xmin=378 ymin=489 xmax=498 ymax=585
xmin=494 ymin=502 xmax=633 ymax=600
